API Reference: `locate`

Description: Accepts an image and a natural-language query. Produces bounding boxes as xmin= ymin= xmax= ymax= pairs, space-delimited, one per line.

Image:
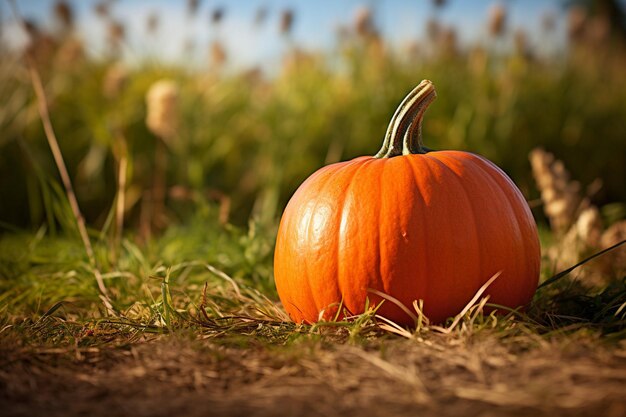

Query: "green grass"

xmin=1 ymin=209 xmax=624 ymax=351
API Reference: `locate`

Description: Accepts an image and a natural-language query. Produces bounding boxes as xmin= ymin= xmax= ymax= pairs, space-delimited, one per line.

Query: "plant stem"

xmin=114 ymin=134 xmax=128 ymax=259
xmin=375 ymin=80 xmax=437 ymax=158
xmin=152 ymin=138 xmax=168 ymax=230
xmin=10 ymin=0 xmax=115 ymax=315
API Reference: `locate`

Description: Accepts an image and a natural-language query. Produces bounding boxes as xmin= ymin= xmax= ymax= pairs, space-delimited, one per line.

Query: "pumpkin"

xmin=274 ymin=80 xmax=540 ymax=325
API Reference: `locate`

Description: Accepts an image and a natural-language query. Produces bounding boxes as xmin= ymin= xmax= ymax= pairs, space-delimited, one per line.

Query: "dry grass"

xmin=1 ymin=223 xmax=626 ymax=416
xmin=2 ymin=321 xmax=626 ymax=417
xmin=1 ymin=193 xmax=625 ymax=417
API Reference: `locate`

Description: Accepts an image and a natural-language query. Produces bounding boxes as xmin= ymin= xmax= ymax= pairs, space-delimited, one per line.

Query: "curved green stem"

xmin=375 ymin=80 xmax=437 ymax=158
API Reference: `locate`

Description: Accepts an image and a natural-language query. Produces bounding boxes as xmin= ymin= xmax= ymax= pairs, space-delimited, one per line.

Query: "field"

xmin=1 ymin=1 xmax=626 ymax=416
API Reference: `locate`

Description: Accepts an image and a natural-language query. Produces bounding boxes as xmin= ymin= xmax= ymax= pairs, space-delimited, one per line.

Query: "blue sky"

xmin=2 ymin=0 xmax=566 ymax=69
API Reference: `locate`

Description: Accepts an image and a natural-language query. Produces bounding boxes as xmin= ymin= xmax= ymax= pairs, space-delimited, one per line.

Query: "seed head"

xmin=586 ymin=16 xmax=610 ymax=45
xmin=254 ymin=7 xmax=268 ymax=27
xmin=280 ymin=9 xmax=294 ymax=35
xmin=103 ymin=63 xmax=129 ymax=99
xmin=53 ymin=1 xmax=74 ymax=29
xmin=55 ymin=37 xmax=84 ymax=68
xmin=210 ymin=41 xmax=227 ymax=67
xmin=488 ymin=3 xmax=506 ymax=37
xmin=567 ymin=6 xmax=587 ymax=42
xmin=404 ymin=41 xmax=420 ymax=59
xmin=575 ymin=207 xmax=603 ymax=248
xmin=354 ymin=6 xmax=375 ymax=38
xmin=426 ymin=18 xmax=441 ymax=42
xmin=529 ymin=148 xmax=583 ymax=233
xmin=440 ymin=27 xmax=457 ymax=57
xmin=514 ymin=29 xmax=528 ymax=56
xmin=187 ymin=0 xmax=201 ymax=16
xmin=541 ymin=11 xmax=555 ymax=33
xmin=23 ymin=19 xmax=40 ymax=37
xmin=146 ymin=80 xmax=180 ymax=142
xmin=108 ymin=21 xmax=126 ymax=46
xmin=146 ymin=12 xmax=160 ymax=34
xmin=210 ymin=7 xmax=225 ymax=25
xmin=600 ymin=221 xmax=626 ymax=275
xmin=94 ymin=1 xmax=110 ymax=18
xmin=468 ymin=45 xmax=487 ymax=75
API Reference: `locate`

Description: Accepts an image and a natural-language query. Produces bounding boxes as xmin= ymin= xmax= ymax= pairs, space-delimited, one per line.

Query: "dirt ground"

xmin=2 ymin=330 xmax=626 ymax=417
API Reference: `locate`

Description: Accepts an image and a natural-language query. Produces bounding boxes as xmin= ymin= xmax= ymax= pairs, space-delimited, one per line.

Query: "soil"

xmin=2 ymin=331 xmax=626 ymax=417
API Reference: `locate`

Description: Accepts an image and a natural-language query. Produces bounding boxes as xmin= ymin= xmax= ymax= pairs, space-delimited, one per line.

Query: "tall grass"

xmin=1 ymin=2 xmax=625 ymax=233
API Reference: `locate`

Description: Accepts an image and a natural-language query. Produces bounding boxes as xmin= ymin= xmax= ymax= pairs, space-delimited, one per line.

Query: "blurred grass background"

xmin=0 ymin=0 xmax=624 ymax=343
xmin=0 ymin=0 xmax=625 ymax=235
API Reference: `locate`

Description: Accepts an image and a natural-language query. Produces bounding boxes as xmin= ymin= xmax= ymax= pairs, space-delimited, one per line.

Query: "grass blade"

xmin=538 ymin=239 xmax=626 ymax=289
xmin=9 ymin=0 xmax=115 ymax=315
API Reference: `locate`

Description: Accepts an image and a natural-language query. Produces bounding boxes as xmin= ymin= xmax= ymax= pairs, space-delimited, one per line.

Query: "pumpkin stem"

xmin=375 ymin=80 xmax=437 ymax=158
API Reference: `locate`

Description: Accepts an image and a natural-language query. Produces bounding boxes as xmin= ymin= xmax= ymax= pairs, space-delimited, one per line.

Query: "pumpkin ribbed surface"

xmin=274 ymin=80 xmax=540 ymax=325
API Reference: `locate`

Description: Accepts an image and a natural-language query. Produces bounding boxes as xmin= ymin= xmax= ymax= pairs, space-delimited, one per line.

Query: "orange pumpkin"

xmin=274 ymin=80 xmax=540 ymax=325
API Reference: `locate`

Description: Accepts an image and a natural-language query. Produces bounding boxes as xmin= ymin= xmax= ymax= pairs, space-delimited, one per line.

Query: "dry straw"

xmin=601 ymin=221 xmax=626 ymax=275
xmin=530 ymin=147 xmax=626 ymax=281
xmin=530 ymin=148 xmax=590 ymax=272
xmin=529 ymin=148 xmax=582 ymax=233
